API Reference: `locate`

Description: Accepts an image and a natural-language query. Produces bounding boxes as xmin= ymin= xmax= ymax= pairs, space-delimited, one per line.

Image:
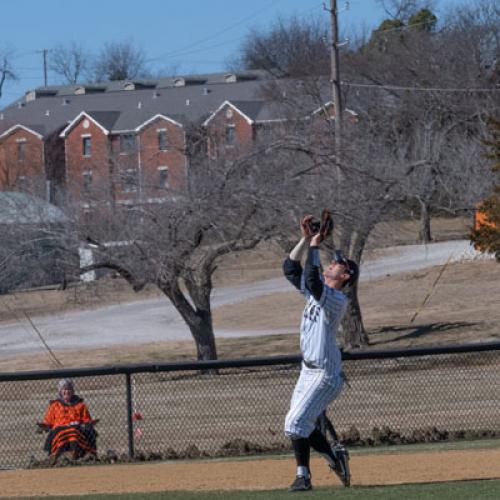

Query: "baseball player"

xmin=283 ymin=213 xmax=358 ymax=492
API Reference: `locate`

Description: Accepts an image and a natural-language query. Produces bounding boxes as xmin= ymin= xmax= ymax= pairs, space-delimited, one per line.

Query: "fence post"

xmin=125 ymin=373 xmax=135 ymax=459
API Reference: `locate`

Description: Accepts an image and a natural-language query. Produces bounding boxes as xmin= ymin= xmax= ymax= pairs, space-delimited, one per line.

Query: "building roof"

xmin=0 ymin=71 xmax=355 ymax=138
xmin=0 ymin=192 xmax=67 ymax=225
xmin=0 ymin=71 xmax=274 ymax=138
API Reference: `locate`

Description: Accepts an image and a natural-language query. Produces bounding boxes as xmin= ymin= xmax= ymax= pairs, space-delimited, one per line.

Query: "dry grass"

xmin=0 ymin=259 xmax=498 ymax=372
xmin=0 ymin=215 xmax=495 ymax=372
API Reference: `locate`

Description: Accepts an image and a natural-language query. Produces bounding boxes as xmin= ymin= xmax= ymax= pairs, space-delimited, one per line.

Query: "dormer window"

xmin=157 ymin=129 xmax=168 ymax=151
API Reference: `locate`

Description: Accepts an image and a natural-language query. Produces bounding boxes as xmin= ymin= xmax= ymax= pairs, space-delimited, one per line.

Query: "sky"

xmin=0 ymin=0 xmax=452 ymax=106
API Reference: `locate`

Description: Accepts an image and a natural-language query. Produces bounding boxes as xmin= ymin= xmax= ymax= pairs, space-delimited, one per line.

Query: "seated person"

xmin=39 ymin=378 xmax=97 ymax=461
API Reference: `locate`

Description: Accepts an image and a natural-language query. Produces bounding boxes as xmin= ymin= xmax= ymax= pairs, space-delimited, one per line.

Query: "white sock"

xmin=297 ymin=466 xmax=310 ymax=478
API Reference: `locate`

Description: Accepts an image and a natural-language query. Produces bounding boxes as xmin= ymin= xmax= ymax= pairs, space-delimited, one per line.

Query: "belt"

xmin=303 ymin=360 xmax=320 ymax=369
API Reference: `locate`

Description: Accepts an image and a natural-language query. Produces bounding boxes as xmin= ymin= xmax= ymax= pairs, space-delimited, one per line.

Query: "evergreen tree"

xmin=471 ymin=118 xmax=500 ymax=261
xmin=408 ymin=8 xmax=438 ymax=32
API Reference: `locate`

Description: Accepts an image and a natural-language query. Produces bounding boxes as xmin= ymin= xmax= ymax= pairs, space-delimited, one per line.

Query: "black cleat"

xmin=289 ymin=475 xmax=312 ymax=492
xmin=330 ymin=444 xmax=351 ymax=487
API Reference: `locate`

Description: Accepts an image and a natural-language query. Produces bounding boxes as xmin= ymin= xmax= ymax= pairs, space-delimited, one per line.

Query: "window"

xmin=82 ymin=136 xmax=92 ymax=157
xmin=225 ymin=125 xmax=235 ymax=146
xmin=157 ymin=129 xmax=168 ymax=151
xmin=82 ymin=170 xmax=92 ymax=193
xmin=259 ymin=124 xmax=274 ymax=139
xmin=17 ymin=140 xmax=26 ymax=162
xmin=158 ymin=166 xmax=169 ymax=189
xmin=120 ymin=134 xmax=136 ymax=154
xmin=121 ymin=169 xmax=138 ymax=192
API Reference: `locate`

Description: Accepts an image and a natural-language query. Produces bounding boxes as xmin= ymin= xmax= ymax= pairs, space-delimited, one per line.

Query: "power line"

xmin=155 ymin=36 xmax=246 ymax=61
xmin=147 ymin=0 xmax=285 ymax=63
xmin=12 ymin=50 xmax=39 ymax=59
xmin=147 ymin=0 xmax=325 ymax=63
xmin=342 ymin=81 xmax=500 ymax=93
xmin=369 ymin=19 xmax=438 ymax=36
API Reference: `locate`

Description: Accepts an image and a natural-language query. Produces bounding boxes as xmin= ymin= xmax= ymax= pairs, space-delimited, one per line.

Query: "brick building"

xmin=0 ymin=71 xmax=349 ymax=208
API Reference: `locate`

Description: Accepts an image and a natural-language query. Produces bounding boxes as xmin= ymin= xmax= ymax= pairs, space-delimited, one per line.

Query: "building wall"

xmin=109 ymin=134 xmax=140 ymax=202
xmin=2 ymin=101 xmax=273 ymax=207
xmin=64 ymin=118 xmax=111 ymax=203
xmin=138 ymin=117 xmax=187 ymax=197
xmin=0 ymin=128 xmax=46 ymax=198
xmin=43 ymin=131 xmax=66 ymax=205
xmin=205 ymin=104 xmax=254 ymax=158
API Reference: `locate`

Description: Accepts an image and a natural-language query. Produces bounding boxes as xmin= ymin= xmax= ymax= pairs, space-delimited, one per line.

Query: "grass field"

xmin=18 ymin=479 xmax=500 ymax=500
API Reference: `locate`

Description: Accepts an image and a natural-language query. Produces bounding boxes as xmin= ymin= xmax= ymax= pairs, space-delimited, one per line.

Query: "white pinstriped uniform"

xmin=285 ymin=249 xmax=348 ymax=438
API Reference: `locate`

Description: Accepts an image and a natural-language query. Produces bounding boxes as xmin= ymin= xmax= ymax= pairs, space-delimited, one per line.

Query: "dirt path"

xmin=2 ymin=448 xmax=500 ymax=497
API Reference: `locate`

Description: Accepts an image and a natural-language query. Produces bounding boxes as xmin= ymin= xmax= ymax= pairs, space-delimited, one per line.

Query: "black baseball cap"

xmin=333 ymin=250 xmax=359 ymax=287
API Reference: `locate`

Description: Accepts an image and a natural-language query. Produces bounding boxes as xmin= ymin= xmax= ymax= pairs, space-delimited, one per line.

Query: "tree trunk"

xmin=341 ymin=231 xmax=369 ymax=349
xmin=188 ymin=311 xmax=218 ymax=361
xmin=341 ymin=281 xmax=368 ymax=349
xmin=418 ymin=197 xmax=432 ymax=243
xmin=160 ymin=282 xmax=218 ymax=361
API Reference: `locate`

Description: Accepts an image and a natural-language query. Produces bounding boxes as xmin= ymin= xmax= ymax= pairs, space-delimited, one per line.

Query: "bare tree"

xmin=232 ymin=15 xmax=330 ymax=78
xmin=0 ymin=46 xmax=17 ymax=99
xmin=50 ymin=42 xmax=89 ymax=84
xmin=342 ymin=0 xmax=499 ymax=242
xmin=92 ymin=40 xmax=150 ymax=82
xmin=47 ymin=131 xmax=295 ymax=361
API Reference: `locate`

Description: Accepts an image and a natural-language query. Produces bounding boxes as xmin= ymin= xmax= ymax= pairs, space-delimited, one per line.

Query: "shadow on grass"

xmin=368 ymin=321 xmax=477 ymax=346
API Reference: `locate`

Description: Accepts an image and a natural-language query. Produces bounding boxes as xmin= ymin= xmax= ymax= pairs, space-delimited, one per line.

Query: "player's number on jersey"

xmin=304 ymin=303 xmax=320 ymax=323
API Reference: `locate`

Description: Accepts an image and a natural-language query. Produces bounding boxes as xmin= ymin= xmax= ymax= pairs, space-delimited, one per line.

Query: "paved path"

xmin=0 ymin=240 xmax=490 ymax=355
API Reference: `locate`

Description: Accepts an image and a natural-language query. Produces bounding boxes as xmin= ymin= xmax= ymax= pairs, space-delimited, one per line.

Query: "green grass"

xmin=20 ymin=480 xmax=500 ymax=500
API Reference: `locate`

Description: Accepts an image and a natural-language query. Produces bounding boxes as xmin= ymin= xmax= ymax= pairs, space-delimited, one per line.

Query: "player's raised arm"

xmin=283 ymin=215 xmax=315 ymax=290
xmin=304 ymin=234 xmax=324 ymax=301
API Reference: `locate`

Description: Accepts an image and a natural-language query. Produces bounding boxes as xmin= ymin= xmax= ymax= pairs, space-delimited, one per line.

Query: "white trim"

xmin=80 ymin=133 xmax=92 ymax=138
xmin=255 ymin=118 xmax=288 ymax=124
xmin=59 ymin=111 xmax=110 ymax=138
xmin=312 ymin=101 xmax=358 ymax=117
xmin=0 ymin=124 xmax=43 ymax=141
xmin=15 ymin=137 xmax=27 ymax=142
xmin=134 ymin=114 xmax=184 ymax=132
xmin=312 ymin=101 xmax=334 ymax=116
xmin=202 ymin=100 xmax=254 ymax=127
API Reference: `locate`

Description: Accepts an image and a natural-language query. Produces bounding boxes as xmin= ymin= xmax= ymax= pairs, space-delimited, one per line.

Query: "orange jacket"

xmin=43 ymin=397 xmax=92 ymax=428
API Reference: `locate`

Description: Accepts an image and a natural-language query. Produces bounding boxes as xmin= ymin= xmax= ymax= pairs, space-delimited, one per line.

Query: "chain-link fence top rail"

xmin=1 ymin=343 xmax=500 ymax=469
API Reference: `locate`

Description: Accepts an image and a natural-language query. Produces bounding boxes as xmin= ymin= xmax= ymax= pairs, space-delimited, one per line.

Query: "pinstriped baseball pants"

xmin=284 ymin=364 xmax=344 ymax=439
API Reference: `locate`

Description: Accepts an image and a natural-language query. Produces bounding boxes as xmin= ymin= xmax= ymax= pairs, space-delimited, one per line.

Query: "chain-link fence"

xmin=1 ymin=342 xmax=500 ymax=469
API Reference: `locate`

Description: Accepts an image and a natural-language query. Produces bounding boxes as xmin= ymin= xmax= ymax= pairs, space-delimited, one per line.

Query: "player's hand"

xmin=300 ymin=215 xmax=315 ymax=239
xmin=310 ymin=233 xmax=323 ymax=247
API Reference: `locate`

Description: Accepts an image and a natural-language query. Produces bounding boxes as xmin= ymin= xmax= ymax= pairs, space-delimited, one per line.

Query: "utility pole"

xmin=37 ymin=49 xmax=49 ymax=87
xmin=326 ymin=0 xmax=343 ymax=186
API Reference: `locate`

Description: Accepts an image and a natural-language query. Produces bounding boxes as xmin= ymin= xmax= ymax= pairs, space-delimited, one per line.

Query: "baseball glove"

xmin=319 ymin=209 xmax=334 ymax=240
xmin=300 ymin=215 xmax=318 ymax=238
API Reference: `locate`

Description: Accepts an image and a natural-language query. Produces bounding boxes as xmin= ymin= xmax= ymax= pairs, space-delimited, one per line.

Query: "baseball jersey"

xmin=284 ymin=248 xmax=348 ymax=374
